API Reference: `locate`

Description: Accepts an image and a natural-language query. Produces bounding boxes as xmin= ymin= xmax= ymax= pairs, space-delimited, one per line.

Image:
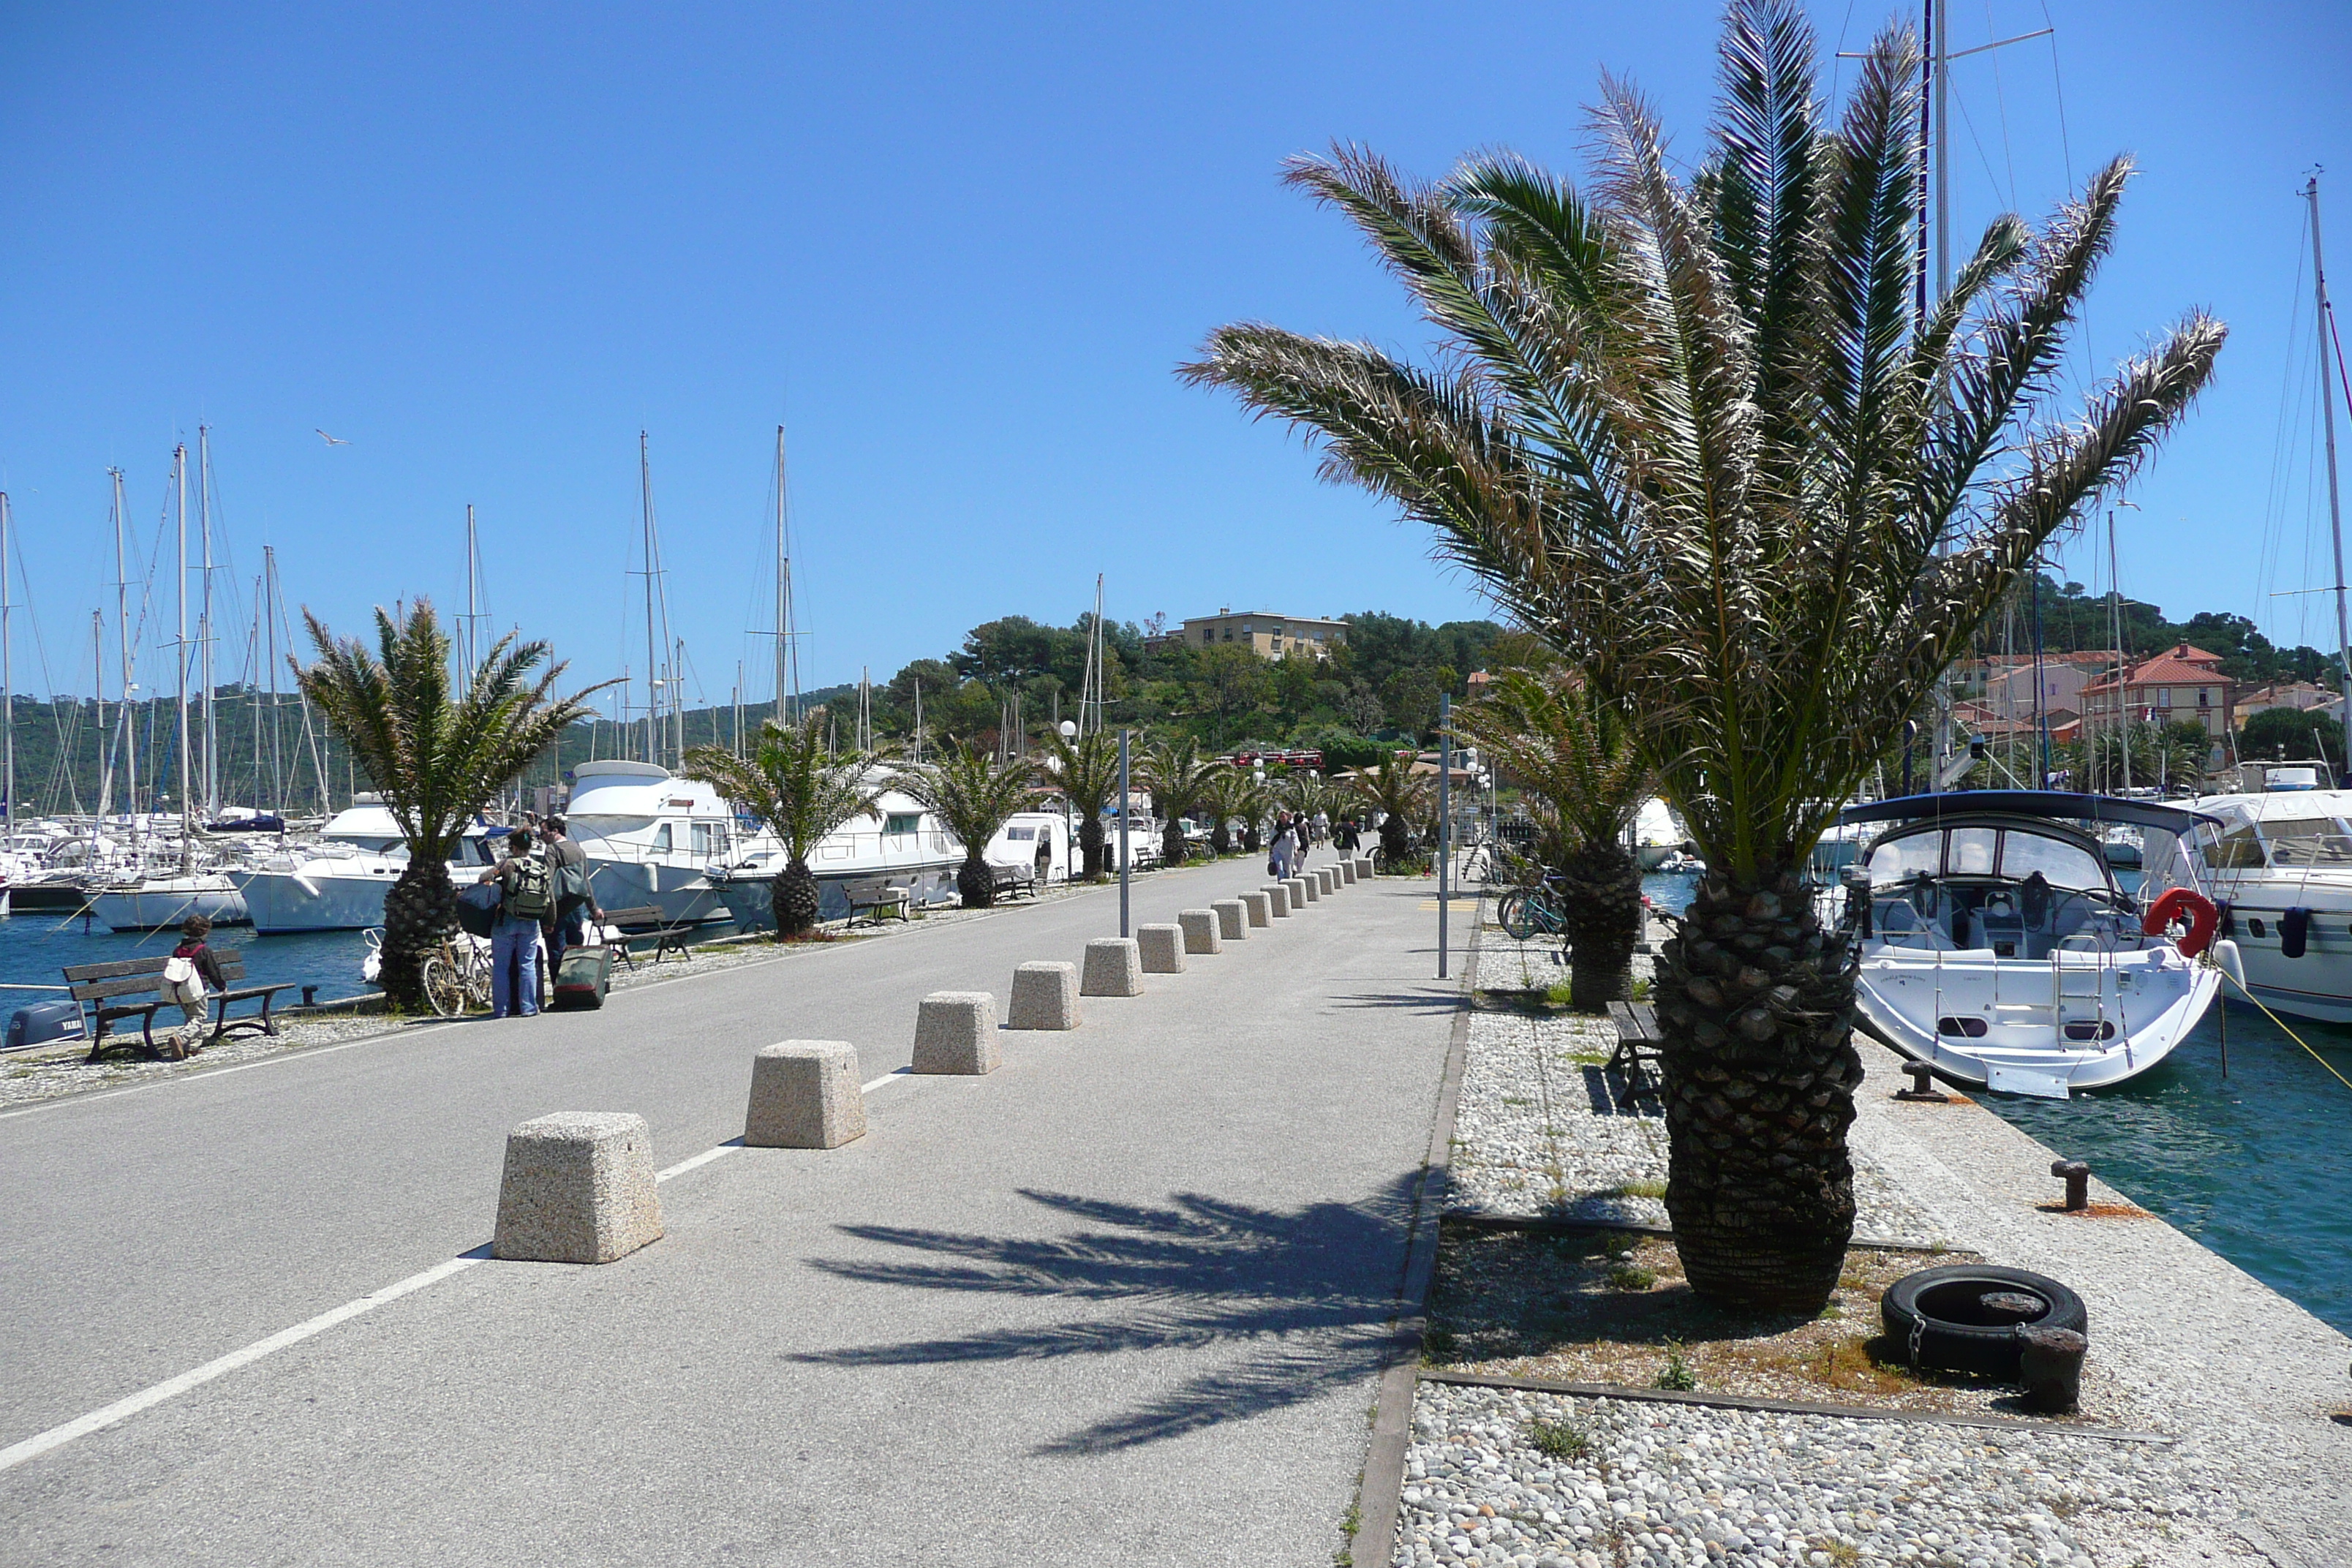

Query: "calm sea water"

xmin=0 ymin=913 xmax=377 ymax=1014
xmin=1641 ymin=870 xmax=2352 ymax=1338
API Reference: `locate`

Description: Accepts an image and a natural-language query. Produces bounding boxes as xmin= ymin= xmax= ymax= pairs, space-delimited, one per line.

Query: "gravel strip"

xmin=1458 ymin=929 xmax=1952 ymax=1250
xmin=1392 ymin=1380 xmax=2265 ymax=1568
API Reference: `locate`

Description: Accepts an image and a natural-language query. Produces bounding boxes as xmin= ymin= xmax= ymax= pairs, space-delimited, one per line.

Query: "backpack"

xmin=163 ymin=952 xmax=208 ymax=1000
xmin=506 ymin=853 xmax=555 ymax=921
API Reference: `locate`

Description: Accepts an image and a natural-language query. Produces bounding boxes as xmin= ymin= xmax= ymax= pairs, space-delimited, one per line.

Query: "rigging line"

xmin=2035 ymin=5 xmax=2092 ymax=390
xmin=1947 ymin=88 xmax=2009 ymax=241
xmin=2257 ymin=217 xmax=2314 ymax=647
xmin=2214 ymin=968 xmax=2352 ymax=1093
xmin=1980 ymin=0 xmax=2021 ymax=214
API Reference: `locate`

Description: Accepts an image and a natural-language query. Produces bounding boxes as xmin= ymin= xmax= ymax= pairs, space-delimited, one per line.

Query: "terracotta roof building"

xmin=2080 ymin=643 xmax=2236 ymax=741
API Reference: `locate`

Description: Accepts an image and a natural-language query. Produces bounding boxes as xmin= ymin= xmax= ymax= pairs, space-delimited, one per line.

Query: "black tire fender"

xmin=1880 ymin=1264 xmax=2089 ymax=1379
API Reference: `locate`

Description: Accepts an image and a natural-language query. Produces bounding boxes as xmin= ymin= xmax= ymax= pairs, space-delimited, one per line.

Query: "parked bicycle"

xmin=421 ymin=933 xmax=496 ymax=1017
xmin=1495 ymin=870 xmax=1573 ymax=941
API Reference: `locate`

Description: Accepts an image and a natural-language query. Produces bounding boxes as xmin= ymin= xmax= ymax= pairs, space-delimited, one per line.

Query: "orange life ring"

xmin=2141 ymin=887 xmax=2218 ymax=958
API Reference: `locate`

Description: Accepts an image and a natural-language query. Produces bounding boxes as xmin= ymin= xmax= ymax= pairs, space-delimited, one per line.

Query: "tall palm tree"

xmin=1350 ymin=752 xmax=1429 ymax=868
xmin=294 ymin=601 xmax=610 ymax=1009
xmin=1183 ymin=1 xmax=2221 ymax=1310
xmin=1040 ymin=726 xmax=1121 ymax=879
xmin=1453 ymin=668 xmax=1648 ymax=1006
xmin=1142 ymin=736 xmax=1224 ymax=865
xmin=892 ymin=740 xmax=1039 ymax=908
xmin=680 ymin=709 xmax=887 ymax=938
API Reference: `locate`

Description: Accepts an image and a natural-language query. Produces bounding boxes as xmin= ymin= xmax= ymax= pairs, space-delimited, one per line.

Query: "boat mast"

xmin=198 ymin=425 xmax=218 ymax=821
xmin=639 ymin=431 xmax=660 ymax=766
xmin=92 ymin=611 xmax=108 ymax=818
xmin=113 ymin=468 xmax=136 ymax=842
xmin=2107 ymin=509 xmax=2131 ymax=795
xmin=173 ymin=445 xmax=193 ymax=866
xmin=2307 ymin=175 xmax=2352 ymax=785
xmin=263 ymin=546 xmax=284 ymax=810
xmin=463 ymin=503 xmax=480 ymax=678
xmin=773 ymin=423 xmax=798 ymax=728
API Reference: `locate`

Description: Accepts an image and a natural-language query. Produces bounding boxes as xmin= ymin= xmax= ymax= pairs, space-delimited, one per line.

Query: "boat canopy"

xmin=1836 ymin=791 xmax=2220 ymax=834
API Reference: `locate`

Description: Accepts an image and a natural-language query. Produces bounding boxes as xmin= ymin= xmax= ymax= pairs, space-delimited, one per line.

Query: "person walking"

xmin=1033 ymin=825 xmax=1053 ymax=888
xmin=538 ymin=815 xmax=600 ymax=971
xmin=1271 ymin=813 xmax=1297 ymax=878
xmin=478 ymin=828 xmax=552 ymax=1018
xmin=159 ymin=913 xmax=228 ymax=1060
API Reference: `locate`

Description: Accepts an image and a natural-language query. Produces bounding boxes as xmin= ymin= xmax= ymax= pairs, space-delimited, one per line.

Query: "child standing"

xmin=161 ymin=913 xmax=227 ymax=1060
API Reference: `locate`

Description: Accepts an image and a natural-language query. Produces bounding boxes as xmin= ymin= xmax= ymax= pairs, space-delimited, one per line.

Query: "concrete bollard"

xmin=1262 ymin=884 xmax=1290 ymax=918
xmin=1179 ymin=908 xmax=1223 ymax=954
xmin=1355 ymin=855 xmax=1375 ymax=879
xmin=1137 ymin=923 xmax=1186 ymax=973
xmin=1212 ymin=899 xmax=1248 ymax=941
xmin=1316 ymin=868 xmax=1336 ymax=896
xmin=1338 ymin=859 xmax=1357 ymax=885
xmin=745 ymin=1041 xmax=867 ymax=1150
xmin=1081 ymin=937 xmax=1143 ymax=996
xmin=1241 ymin=890 xmax=1273 ymax=926
xmin=493 ymin=1112 xmax=665 ymax=1264
xmin=913 ymin=991 xmax=1000 ymax=1074
xmin=1288 ymin=875 xmax=1316 ymax=905
xmin=1008 ymin=961 xmax=1080 ymax=1029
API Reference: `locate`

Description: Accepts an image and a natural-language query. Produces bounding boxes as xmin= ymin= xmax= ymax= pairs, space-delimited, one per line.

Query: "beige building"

xmin=2079 ymin=644 xmax=2237 ymax=740
xmin=1161 ymin=609 xmax=1349 ymax=660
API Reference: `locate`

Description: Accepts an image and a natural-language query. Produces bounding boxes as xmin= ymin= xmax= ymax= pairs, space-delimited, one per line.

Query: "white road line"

xmin=862 ymin=1066 xmax=914 ymax=1093
xmin=655 ymin=1142 xmax=741 ymax=1181
xmin=0 ymin=1255 xmax=481 ymax=1475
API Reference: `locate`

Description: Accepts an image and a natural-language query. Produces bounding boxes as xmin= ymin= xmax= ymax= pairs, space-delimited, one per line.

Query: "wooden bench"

xmin=598 ymin=905 xmax=695 ymax=966
xmin=67 ymin=952 xmax=295 ymax=1063
xmin=839 ymin=876 xmax=911 ymax=927
xmin=1605 ymin=999 xmax=1664 ymax=1079
xmin=989 ymin=863 xmax=1038 ymax=902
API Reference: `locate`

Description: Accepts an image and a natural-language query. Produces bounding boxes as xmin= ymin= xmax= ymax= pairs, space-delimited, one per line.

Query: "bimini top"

xmin=1836 ymin=791 xmax=2220 ymax=834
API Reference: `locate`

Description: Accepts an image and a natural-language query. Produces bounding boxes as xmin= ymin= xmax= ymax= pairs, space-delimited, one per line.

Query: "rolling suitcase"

xmin=551 ymin=944 xmax=614 ymax=1011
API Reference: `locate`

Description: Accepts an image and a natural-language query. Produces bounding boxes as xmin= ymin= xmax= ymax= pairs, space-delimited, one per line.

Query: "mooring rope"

xmin=2212 ymin=966 xmax=2352 ymax=1093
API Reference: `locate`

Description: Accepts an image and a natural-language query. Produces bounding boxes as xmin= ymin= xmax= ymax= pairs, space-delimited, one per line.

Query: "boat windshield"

xmin=1996 ymin=829 xmax=2107 ymax=891
xmin=2259 ymin=816 xmax=2352 ymax=867
xmin=1864 ymin=824 xmax=2109 ymax=892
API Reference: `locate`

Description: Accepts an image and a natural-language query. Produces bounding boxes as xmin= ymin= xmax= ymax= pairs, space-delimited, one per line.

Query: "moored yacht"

xmin=706 ymin=782 xmax=967 ymax=930
xmin=1835 ymin=791 xmax=2228 ymax=1098
xmin=565 ymin=760 xmax=738 ymax=927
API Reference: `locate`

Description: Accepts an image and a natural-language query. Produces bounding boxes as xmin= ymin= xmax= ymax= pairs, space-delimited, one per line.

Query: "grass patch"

xmin=1820 ymin=1542 xmax=1860 ymax=1567
xmin=1606 ymin=1178 xmax=1669 ymax=1201
xmin=1527 ymin=1417 xmax=1590 ymax=1460
xmin=1544 ymin=979 xmax=1577 ymax=1008
xmin=1421 ymin=1325 xmax=1458 ymax=1362
xmin=1655 ymin=1338 xmax=1698 ymax=1391
xmin=1630 ymin=976 xmax=1653 ymax=1000
xmin=1607 ymin=1265 xmax=1658 ymax=1291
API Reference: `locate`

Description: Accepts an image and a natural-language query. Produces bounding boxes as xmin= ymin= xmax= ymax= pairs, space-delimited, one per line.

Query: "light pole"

xmin=1117 ymin=728 xmax=1131 ymax=937
xmin=1438 ymin=693 xmax=1452 ymax=979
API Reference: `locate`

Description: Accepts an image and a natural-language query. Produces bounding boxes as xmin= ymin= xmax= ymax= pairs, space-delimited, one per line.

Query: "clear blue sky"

xmin=1 ymin=2 xmax=2347 ymax=722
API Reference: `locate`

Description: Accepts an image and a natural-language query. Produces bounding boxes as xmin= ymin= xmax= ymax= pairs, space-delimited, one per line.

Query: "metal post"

xmin=1438 ymin=693 xmax=1451 ymax=979
xmin=2305 ymin=176 xmax=2351 ymax=785
xmin=1117 ymin=729 xmax=1131 ymax=937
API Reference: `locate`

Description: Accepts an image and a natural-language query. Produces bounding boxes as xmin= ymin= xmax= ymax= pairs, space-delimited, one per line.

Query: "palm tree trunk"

xmin=1079 ymin=816 xmax=1105 ymax=881
xmin=1161 ymin=820 xmax=1187 ymax=866
xmin=1653 ymin=870 xmax=1863 ymax=1313
xmin=382 ymin=860 xmax=456 ymax=1010
xmin=772 ymin=856 xmax=821 ymax=938
xmin=1241 ymin=821 xmax=1261 ymax=853
xmin=1210 ymin=823 xmax=1231 ymax=856
xmin=956 ymin=854 xmax=994 ymax=908
xmin=1378 ymin=815 xmax=1411 ymax=867
xmin=1560 ymin=837 xmax=1642 ymax=1009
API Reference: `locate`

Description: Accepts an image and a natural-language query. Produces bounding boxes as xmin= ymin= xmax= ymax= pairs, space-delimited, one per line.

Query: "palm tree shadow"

xmin=788 ymin=1177 xmax=1423 ymax=1455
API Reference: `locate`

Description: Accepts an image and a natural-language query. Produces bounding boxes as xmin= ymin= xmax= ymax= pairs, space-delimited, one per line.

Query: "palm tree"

xmin=1182 ymin=1 xmax=2221 ymax=1310
xmin=1040 ymin=726 xmax=1121 ymax=879
xmin=1200 ymin=767 xmax=1263 ymax=856
xmin=293 ymin=601 xmax=610 ymax=1009
xmin=892 ymin=740 xmax=1039 ymax=907
xmin=680 ymin=709 xmax=887 ymax=938
xmin=1453 ymin=668 xmax=1648 ymax=1006
xmin=1142 ymin=736 xmax=1224 ymax=865
xmin=1350 ymin=752 xmax=1429 ymax=868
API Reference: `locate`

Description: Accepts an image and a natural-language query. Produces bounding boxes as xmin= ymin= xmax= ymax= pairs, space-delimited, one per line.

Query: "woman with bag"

xmin=161 ymin=913 xmax=227 ymax=1060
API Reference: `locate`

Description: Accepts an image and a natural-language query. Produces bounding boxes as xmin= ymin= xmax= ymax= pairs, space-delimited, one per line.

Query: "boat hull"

xmin=586 ymin=859 xmax=728 ymax=928
xmin=5 ymin=881 xmax=94 ymax=913
xmin=90 ymin=882 xmax=250 ymax=932
xmin=711 ymin=862 xmax=962 ymax=930
xmin=230 ymin=868 xmax=399 ymax=933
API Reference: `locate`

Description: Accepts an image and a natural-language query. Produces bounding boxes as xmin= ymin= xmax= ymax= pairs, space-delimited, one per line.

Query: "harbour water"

xmin=0 ymin=915 xmax=378 ymax=1013
xmin=1640 ymin=871 xmax=2352 ymax=1338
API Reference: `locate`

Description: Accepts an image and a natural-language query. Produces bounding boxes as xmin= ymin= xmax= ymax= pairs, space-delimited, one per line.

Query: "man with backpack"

xmin=478 ymin=828 xmax=552 ymax=1018
xmin=538 ymin=815 xmax=600 ymax=970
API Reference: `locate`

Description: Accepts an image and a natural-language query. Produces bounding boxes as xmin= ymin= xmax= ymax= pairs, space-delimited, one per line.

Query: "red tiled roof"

xmin=2083 ymin=652 xmax=2237 ymax=696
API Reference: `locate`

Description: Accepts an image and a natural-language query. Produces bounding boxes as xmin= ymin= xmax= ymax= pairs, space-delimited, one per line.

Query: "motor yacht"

xmin=565 ymin=760 xmax=739 ymax=927
xmin=705 ymin=783 xmax=968 ymax=930
xmin=1834 ymin=791 xmax=2228 ymax=1098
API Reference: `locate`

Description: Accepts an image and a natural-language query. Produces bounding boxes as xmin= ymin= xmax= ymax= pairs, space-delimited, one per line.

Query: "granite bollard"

xmin=1316 ymin=867 xmax=1335 ymax=895
xmin=1178 ymin=908 xmax=1222 ymax=954
xmin=1338 ymin=859 xmax=1357 ymax=885
xmin=493 ymin=1112 xmax=665 ymax=1264
xmin=1081 ymin=937 xmax=1143 ymax=996
xmin=1136 ymin=923 xmax=1186 ymax=973
xmin=1212 ymin=899 xmax=1248 ymax=941
xmin=1008 ymin=961 xmax=1080 ymax=1029
xmin=745 ymin=1041 xmax=867 ymax=1149
xmin=1262 ymin=884 xmax=1290 ymax=918
xmin=913 ymin=991 xmax=1000 ymax=1074
xmin=1287 ymin=875 xmax=1315 ymax=906
xmin=1240 ymin=890 xmax=1273 ymax=927
xmin=1355 ymin=855 xmax=1375 ymax=878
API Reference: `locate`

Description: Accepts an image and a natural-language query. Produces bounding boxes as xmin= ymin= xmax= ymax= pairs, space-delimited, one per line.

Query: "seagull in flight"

xmin=316 ymin=429 xmax=350 ymax=446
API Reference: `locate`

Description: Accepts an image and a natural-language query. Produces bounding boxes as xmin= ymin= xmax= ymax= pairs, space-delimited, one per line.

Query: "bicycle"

xmin=421 ymin=932 xmax=496 ymax=1017
xmin=1496 ymin=870 xmax=1573 ymax=941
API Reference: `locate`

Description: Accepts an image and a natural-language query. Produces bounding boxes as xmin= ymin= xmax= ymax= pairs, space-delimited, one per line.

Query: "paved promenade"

xmin=0 ymin=858 xmax=1468 ymax=1566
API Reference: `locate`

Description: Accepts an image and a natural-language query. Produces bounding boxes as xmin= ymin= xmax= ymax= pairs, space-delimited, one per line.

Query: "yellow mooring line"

xmin=2212 ymin=965 xmax=2352 ymax=1093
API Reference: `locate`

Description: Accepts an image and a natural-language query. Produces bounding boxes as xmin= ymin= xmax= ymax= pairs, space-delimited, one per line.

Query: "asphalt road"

xmin=0 ymin=856 xmax=1467 ymax=1566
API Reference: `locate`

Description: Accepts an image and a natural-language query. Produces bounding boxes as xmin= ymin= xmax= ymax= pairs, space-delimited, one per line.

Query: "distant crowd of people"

xmin=1267 ymin=809 xmax=1362 ymax=878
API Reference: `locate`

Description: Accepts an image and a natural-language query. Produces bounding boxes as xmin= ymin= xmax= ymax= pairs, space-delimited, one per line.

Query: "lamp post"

xmin=1117 ymin=728 xmax=1131 ymax=937
xmin=1438 ymin=693 xmax=1452 ymax=979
